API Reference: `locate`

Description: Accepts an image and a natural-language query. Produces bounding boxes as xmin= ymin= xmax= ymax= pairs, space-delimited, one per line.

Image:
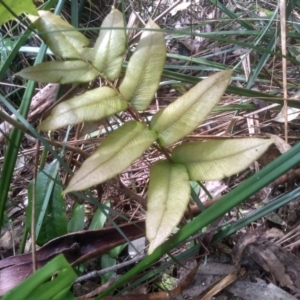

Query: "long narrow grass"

xmin=0 ymin=1 xmax=66 ymax=229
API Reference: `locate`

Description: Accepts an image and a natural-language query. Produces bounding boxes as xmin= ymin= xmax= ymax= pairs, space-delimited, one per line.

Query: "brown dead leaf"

xmin=232 ymin=227 xmax=284 ymax=267
xmin=267 ymin=134 xmax=291 ymax=154
xmin=257 ymin=146 xmax=280 ymax=167
xmin=248 ymin=241 xmax=300 ymax=293
xmin=0 ymin=227 xmax=22 ymax=250
xmin=232 ymin=227 xmax=300 ymax=294
xmin=172 ymin=260 xmax=202 ymax=296
xmin=198 ymin=273 xmax=238 ymax=300
xmin=247 ymin=243 xmax=294 ymax=288
xmin=0 ymin=221 xmax=145 ymax=296
xmin=226 ymin=277 xmax=299 ymax=300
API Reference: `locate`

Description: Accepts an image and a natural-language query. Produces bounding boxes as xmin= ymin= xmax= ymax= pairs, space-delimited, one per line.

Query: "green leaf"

xmin=119 ymin=19 xmax=166 ymax=110
xmin=26 ymin=161 xmax=67 ymax=246
xmin=172 ymin=138 xmax=274 ymax=181
xmin=88 ymin=8 xmax=126 ymax=81
xmin=64 ymin=121 xmax=157 ymax=194
xmin=29 ymin=10 xmax=89 ymax=59
xmin=89 ymin=201 xmax=110 ymax=230
xmin=39 ymin=87 xmax=127 ymax=131
xmin=109 ymin=243 xmax=127 ymax=258
xmin=101 ymin=254 xmax=116 ymax=284
xmin=146 ymin=160 xmax=190 ymax=254
xmin=0 ymin=0 xmax=37 ymax=26
xmin=150 ymin=70 xmax=233 ymax=147
xmin=16 ymin=61 xmax=98 ymax=84
xmin=2 ymin=255 xmax=77 ymax=300
xmin=67 ymin=204 xmax=85 ymax=232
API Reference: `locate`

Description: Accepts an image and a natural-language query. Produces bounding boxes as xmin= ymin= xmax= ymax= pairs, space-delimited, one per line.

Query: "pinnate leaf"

xmin=29 ymin=10 xmax=89 ymax=59
xmin=146 ymin=161 xmax=190 ymax=254
xmin=16 ymin=61 xmax=99 ymax=84
xmin=119 ymin=19 xmax=166 ymax=110
xmin=88 ymin=7 xmax=126 ymax=81
xmin=39 ymin=87 xmax=127 ymax=131
xmin=172 ymin=138 xmax=274 ymax=181
xmin=151 ymin=70 xmax=233 ymax=146
xmin=64 ymin=121 xmax=157 ymax=194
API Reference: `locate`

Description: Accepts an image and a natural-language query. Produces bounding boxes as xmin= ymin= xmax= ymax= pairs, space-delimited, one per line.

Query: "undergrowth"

xmin=1 ymin=0 xmax=300 ymax=299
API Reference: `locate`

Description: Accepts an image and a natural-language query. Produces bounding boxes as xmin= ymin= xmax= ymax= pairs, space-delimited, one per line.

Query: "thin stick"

xmin=154 ymin=0 xmax=184 ymax=22
xmin=31 ymin=139 xmax=40 ymax=272
xmin=74 ymin=254 xmax=146 ymax=283
xmin=280 ymin=0 xmax=288 ymax=143
xmin=128 ymin=0 xmax=184 ymax=43
xmin=0 ymin=110 xmax=89 ymax=157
